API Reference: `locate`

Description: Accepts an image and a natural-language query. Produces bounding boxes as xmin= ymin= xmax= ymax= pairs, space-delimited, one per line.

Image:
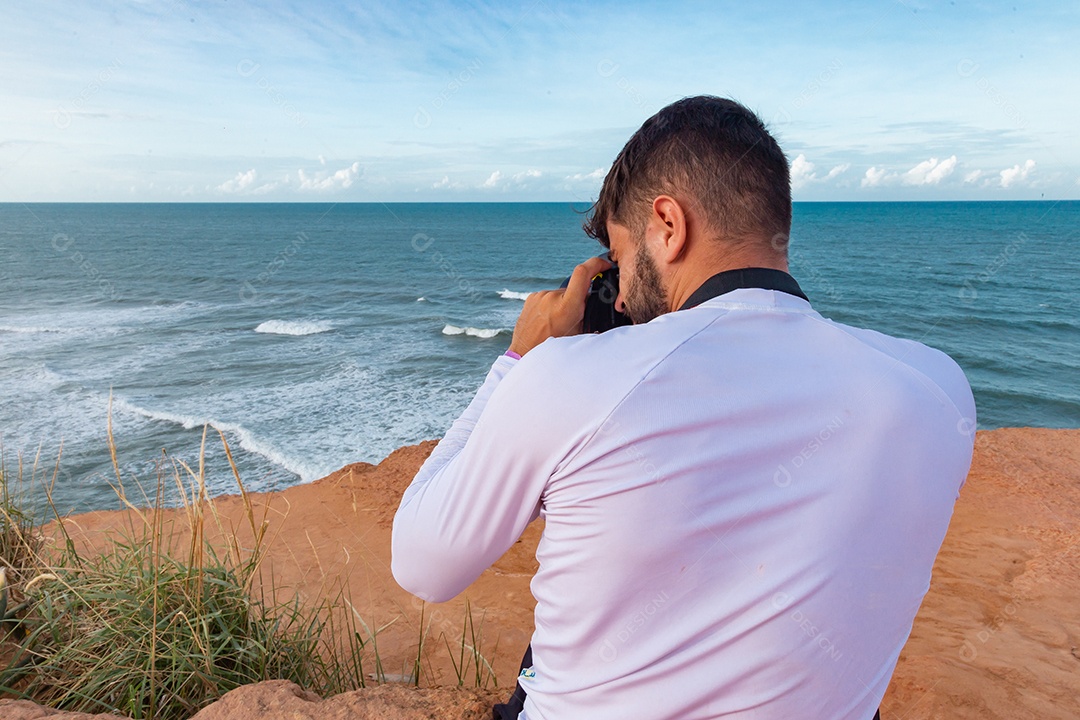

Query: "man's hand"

xmin=507 ymin=255 xmax=614 ymax=357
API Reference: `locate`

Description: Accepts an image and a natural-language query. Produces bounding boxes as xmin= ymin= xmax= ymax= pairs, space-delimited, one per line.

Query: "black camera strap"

xmin=678 ymin=267 xmax=808 ymax=311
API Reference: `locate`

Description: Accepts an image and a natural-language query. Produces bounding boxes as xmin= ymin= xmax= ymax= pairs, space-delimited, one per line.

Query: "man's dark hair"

xmin=583 ymin=96 xmax=791 ymax=255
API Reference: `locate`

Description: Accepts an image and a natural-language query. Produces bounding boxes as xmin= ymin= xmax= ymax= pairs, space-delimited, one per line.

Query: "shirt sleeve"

xmin=391 ymin=352 xmax=551 ymax=602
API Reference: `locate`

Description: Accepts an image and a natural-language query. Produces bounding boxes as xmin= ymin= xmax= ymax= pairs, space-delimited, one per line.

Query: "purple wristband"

xmin=504 ymin=350 xmax=522 ymax=360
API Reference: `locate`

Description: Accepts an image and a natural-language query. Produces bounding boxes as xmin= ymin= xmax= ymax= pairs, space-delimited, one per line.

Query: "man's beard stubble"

xmin=624 ymin=238 xmax=668 ymax=325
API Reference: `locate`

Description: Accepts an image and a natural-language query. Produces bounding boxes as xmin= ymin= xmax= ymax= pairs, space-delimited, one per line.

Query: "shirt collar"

xmin=678 ymin=268 xmax=808 ymax=312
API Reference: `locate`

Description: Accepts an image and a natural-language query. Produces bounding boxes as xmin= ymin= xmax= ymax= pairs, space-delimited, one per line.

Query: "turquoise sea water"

xmin=1 ymin=202 xmax=1077 ymax=513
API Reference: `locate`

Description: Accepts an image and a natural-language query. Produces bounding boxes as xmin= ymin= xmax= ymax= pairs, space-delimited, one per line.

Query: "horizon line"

xmin=1 ymin=198 xmax=1074 ymax=205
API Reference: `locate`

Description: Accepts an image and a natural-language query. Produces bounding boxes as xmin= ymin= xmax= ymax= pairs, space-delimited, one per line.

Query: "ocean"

xmin=1 ymin=201 xmax=1077 ymax=514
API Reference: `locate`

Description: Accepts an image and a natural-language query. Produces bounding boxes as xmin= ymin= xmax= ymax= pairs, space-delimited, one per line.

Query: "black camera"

xmin=560 ymin=253 xmax=634 ymax=333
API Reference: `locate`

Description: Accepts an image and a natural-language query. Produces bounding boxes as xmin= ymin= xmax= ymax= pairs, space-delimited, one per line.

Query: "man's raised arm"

xmin=390 ymin=255 xmax=611 ymax=602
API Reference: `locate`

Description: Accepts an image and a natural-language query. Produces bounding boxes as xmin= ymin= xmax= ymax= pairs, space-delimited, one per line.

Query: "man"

xmin=392 ymin=96 xmax=975 ymax=719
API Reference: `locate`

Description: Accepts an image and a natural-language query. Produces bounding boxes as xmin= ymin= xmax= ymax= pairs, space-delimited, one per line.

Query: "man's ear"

xmin=649 ymin=195 xmax=688 ymax=265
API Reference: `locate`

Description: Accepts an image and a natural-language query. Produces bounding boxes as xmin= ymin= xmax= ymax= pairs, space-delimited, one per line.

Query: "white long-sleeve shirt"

xmin=392 ymin=287 xmax=976 ymax=720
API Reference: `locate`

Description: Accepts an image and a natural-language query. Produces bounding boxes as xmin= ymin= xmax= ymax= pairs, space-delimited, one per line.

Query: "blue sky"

xmin=1 ymin=0 xmax=1077 ymax=202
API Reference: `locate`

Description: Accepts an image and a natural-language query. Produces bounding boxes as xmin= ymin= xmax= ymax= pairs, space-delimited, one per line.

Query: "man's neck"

xmin=667 ymin=255 xmax=790 ymax=314
xmin=677 ymin=267 xmax=807 ymax=311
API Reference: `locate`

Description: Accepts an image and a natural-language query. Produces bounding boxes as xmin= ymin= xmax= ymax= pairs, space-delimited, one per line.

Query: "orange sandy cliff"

xmin=2 ymin=428 xmax=1077 ymax=719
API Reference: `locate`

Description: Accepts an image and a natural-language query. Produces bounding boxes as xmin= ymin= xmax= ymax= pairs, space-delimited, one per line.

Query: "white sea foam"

xmin=111 ymin=397 xmax=324 ymax=483
xmin=2 ymin=302 xmax=210 ymax=341
xmin=254 ymin=320 xmax=333 ymax=336
xmin=0 ymin=325 xmax=65 ymax=334
xmin=498 ymin=289 xmax=531 ymax=300
xmin=442 ymin=324 xmax=504 ymax=339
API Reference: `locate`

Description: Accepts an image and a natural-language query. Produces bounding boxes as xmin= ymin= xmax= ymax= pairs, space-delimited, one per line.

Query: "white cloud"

xmin=318 ymin=154 xmax=326 ymax=166
xmin=298 ymin=161 xmax=362 ymax=191
xmin=791 ymin=156 xmax=849 ymax=189
xmin=250 ymin=182 xmax=280 ymax=195
xmin=217 ymin=169 xmax=257 ymax=193
xmin=478 ymin=169 xmax=539 ymax=189
xmin=790 ymin=154 xmax=816 ymax=189
xmin=925 ymin=156 xmax=957 ymax=184
xmin=432 ymin=175 xmax=464 ymax=190
xmin=999 ymin=159 xmax=1036 ymax=188
xmin=860 ymin=157 xmax=960 ymax=190
xmin=823 ymin=163 xmax=850 ymax=180
xmin=567 ymin=167 xmax=607 ymax=182
xmin=861 ymin=167 xmax=889 ymax=188
xmin=963 ymin=169 xmax=983 ymax=184
xmin=902 ymin=155 xmax=957 ymax=185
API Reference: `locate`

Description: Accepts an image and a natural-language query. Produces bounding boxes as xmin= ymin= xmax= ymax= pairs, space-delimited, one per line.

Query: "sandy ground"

xmin=879 ymin=428 xmax=1080 ymax=719
xmin=3 ymin=427 xmax=1077 ymax=719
